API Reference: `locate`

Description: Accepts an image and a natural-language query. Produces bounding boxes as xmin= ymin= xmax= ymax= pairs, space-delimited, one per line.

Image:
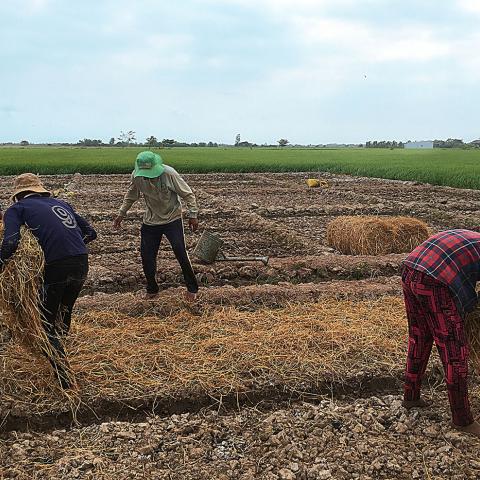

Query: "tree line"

xmin=10 ymin=134 xmax=480 ymax=149
xmin=365 ymin=140 xmax=405 ymax=149
xmin=366 ymin=138 xmax=480 ymax=149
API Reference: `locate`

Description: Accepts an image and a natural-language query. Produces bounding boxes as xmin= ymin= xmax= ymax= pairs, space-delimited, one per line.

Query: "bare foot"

xmin=453 ymin=420 xmax=480 ymax=438
xmin=184 ymin=291 xmax=198 ymax=303
xmin=402 ymin=398 xmax=430 ymax=409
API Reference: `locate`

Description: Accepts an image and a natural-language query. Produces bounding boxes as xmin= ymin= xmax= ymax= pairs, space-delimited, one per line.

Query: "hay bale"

xmin=390 ymin=216 xmax=430 ymax=253
xmin=0 ymin=226 xmax=49 ymax=357
xmin=326 ymin=216 xmax=429 ymax=256
xmin=327 ymin=216 xmax=393 ymax=256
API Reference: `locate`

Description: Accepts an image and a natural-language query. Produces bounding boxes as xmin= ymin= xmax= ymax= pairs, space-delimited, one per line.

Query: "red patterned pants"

xmin=402 ymin=266 xmax=473 ymax=426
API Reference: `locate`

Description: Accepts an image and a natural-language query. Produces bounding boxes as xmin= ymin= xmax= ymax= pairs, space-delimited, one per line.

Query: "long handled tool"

xmin=193 ymin=231 xmax=269 ymax=266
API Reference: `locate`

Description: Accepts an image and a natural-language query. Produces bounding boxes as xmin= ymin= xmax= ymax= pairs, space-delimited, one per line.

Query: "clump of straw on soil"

xmin=326 ymin=216 xmax=429 ymax=256
xmin=0 ymin=226 xmax=49 ymax=356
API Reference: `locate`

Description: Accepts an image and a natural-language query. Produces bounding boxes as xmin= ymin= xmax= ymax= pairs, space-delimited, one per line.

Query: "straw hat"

xmin=11 ymin=173 xmax=51 ymax=201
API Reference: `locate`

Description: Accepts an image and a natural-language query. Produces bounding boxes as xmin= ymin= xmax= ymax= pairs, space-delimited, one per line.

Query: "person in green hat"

xmin=114 ymin=151 xmax=199 ymax=300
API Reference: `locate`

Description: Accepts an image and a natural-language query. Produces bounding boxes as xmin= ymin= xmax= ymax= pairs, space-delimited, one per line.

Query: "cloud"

xmin=110 ymin=33 xmax=192 ymax=72
xmin=112 ymin=50 xmax=191 ymax=71
xmin=206 ymin=0 xmax=361 ymax=10
xmin=3 ymin=0 xmax=480 ymax=143
xmin=291 ymin=16 xmax=451 ymax=63
xmin=102 ymin=10 xmax=138 ymax=34
xmin=26 ymin=0 xmax=49 ymax=12
xmin=457 ymin=0 xmax=480 ymax=13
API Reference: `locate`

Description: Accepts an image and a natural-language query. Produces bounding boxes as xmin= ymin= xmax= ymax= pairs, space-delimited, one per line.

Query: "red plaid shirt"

xmin=403 ymin=229 xmax=480 ymax=313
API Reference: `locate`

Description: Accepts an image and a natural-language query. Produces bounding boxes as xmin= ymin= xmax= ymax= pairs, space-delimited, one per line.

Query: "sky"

xmin=1 ymin=0 xmax=480 ymax=144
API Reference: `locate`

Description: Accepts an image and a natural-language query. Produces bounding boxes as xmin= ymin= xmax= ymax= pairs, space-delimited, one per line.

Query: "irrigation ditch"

xmin=1 ymin=373 xmax=406 ymax=435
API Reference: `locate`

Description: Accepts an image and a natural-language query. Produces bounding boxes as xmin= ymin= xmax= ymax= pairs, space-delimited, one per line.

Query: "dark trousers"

xmin=402 ymin=266 xmax=473 ymax=426
xmin=140 ymin=219 xmax=198 ymax=294
xmin=41 ymin=254 xmax=88 ymax=388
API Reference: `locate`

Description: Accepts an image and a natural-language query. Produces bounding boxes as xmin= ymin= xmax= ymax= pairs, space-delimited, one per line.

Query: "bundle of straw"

xmin=466 ymin=307 xmax=480 ymax=372
xmin=0 ymin=226 xmax=49 ymax=357
xmin=326 ymin=216 xmax=429 ymax=256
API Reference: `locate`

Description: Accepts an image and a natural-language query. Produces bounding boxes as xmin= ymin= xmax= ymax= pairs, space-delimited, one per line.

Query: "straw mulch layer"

xmin=326 ymin=216 xmax=430 ymax=256
xmin=0 ymin=296 xmax=407 ymax=417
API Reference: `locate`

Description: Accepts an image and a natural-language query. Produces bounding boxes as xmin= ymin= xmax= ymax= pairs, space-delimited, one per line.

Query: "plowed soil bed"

xmin=2 ymin=171 xmax=479 ymax=293
xmin=1 ymin=172 xmax=480 ymax=479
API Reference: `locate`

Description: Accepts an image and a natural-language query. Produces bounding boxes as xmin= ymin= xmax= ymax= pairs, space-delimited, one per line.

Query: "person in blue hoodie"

xmin=0 ymin=173 xmax=97 ymax=389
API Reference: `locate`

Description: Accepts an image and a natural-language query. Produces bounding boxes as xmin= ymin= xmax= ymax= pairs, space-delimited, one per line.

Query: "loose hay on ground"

xmin=0 ymin=296 xmax=408 ymax=416
xmin=326 ymin=216 xmax=430 ymax=256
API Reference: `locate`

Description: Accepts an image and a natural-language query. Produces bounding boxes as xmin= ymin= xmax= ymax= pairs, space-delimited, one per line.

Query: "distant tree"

xmin=20 ymin=140 xmax=29 ymax=146
xmin=109 ymin=137 xmax=115 ymax=146
xmin=146 ymin=135 xmax=159 ymax=148
xmin=434 ymin=138 xmax=464 ymax=148
xmin=162 ymin=138 xmax=176 ymax=147
xmin=278 ymin=139 xmax=289 ymax=147
xmin=198 ymin=142 xmax=207 ymax=147
xmin=118 ymin=130 xmax=136 ymax=147
xmin=365 ymin=140 xmax=404 ymax=149
xmin=235 ymin=134 xmax=241 ymax=146
xmin=77 ymin=138 xmax=103 ymax=146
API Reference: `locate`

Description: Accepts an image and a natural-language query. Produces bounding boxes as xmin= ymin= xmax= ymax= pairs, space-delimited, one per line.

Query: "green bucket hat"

xmin=134 ymin=151 xmax=165 ymax=178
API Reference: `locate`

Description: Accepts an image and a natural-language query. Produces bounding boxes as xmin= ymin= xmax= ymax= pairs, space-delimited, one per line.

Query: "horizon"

xmin=1 ymin=138 xmax=477 ymax=146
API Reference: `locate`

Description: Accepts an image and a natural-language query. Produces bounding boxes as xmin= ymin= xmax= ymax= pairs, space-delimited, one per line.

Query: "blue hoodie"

xmin=0 ymin=196 xmax=97 ymax=265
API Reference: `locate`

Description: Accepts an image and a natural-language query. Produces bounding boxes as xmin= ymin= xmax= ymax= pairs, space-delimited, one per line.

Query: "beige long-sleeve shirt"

xmin=118 ymin=165 xmax=198 ymax=225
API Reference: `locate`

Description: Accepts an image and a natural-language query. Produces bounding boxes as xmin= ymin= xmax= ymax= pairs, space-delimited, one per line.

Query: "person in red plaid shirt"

xmin=402 ymin=229 xmax=480 ymax=437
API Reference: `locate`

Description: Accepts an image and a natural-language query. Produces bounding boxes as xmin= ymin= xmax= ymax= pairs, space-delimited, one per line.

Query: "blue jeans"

xmin=140 ymin=219 xmax=198 ymax=294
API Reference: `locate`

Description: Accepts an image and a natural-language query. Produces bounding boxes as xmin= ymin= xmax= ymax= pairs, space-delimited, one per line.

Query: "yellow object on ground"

xmin=306 ymin=179 xmax=320 ymax=187
xmin=306 ymin=179 xmax=329 ymax=188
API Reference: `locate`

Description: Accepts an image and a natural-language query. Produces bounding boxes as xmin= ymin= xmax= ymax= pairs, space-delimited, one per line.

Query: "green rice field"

xmin=1 ymin=146 xmax=479 ymax=189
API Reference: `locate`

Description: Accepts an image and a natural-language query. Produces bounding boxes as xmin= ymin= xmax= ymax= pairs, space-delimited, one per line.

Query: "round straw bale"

xmin=389 ymin=216 xmax=430 ymax=253
xmin=326 ymin=216 xmax=429 ymax=256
